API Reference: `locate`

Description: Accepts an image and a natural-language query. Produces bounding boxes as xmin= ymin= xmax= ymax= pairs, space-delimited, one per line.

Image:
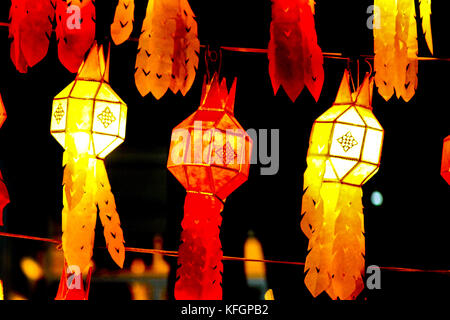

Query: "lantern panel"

xmin=323 ymin=159 xmax=338 ymax=180
xmin=309 ymin=122 xmax=333 ymax=156
xmin=329 ymin=123 xmax=365 ymax=160
xmin=336 ymin=106 xmax=365 ymax=126
xmin=186 ymin=166 xmax=213 ymax=194
xmin=70 ymin=80 xmax=100 ymax=99
xmin=361 ymin=128 xmax=384 ymax=164
xmin=54 ymin=82 xmax=74 ymax=100
xmin=441 ymin=136 xmax=450 ymax=184
xmin=316 ymin=104 xmax=349 ymax=122
xmin=92 ymin=102 xmax=122 ymax=136
xmin=96 ymin=83 xmax=124 ymax=103
xmin=356 ymin=107 xmax=383 ymax=130
xmin=168 ymin=128 xmax=190 ymax=167
xmin=330 ymin=157 xmax=358 ymax=180
xmin=66 ymin=99 xmax=95 ymax=133
xmin=215 ymin=171 xmax=249 ymax=201
xmin=343 ymin=162 xmax=378 ymax=186
xmin=51 ymin=99 xmax=68 ymax=148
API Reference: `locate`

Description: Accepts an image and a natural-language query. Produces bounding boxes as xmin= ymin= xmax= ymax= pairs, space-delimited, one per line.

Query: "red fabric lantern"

xmin=0 ymin=93 xmax=9 ymax=226
xmin=268 ymin=0 xmax=324 ymax=102
xmin=167 ymin=75 xmax=252 ymax=300
xmin=442 ymin=136 xmax=450 ymax=185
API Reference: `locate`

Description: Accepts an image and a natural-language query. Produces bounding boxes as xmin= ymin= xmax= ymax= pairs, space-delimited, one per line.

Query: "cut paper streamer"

xmin=9 ymin=0 xmax=54 ymax=73
xmin=268 ymin=0 xmax=324 ymax=102
xmin=441 ymin=136 xmax=450 ymax=185
xmin=0 ymin=93 xmax=9 ymax=226
xmin=167 ymin=74 xmax=252 ymax=299
xmin=301 ymin=70 xmax=384 ymax=300
xmin=55 ymin=0 xmax=96 ymax=73
xmin=51 ymin=43 xmax=127 ymax=299
xmin=373 ymin=0 xmax=433 ymax=102
xmin=135 ymin=0 xmax=200 ymax=99
xmin=111 ymin=0 xmax=135 ymax=45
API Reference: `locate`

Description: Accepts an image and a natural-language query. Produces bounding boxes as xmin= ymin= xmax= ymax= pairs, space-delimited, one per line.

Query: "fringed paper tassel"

xmin=55 ymin=261 xmax=92 ymax=300
xmin=135 ymin=0 xmax=200 ymax=99
xmin=374 ymin=0 xmax=418 ymax=102
xmin=175 ymin=193 xmax=224 ymax=300
xmin=0 ymin=171 xmax=10 ymax=227
xmin=268 ymin=0 xmax=324 ymax=102
xmin=9 ymin=0 xmax=55 ymax=73
xmin=302 ymin=180 xmax=365 ymax=300
xmin=111 ymin=0 xmax=135 ymax=45
xmin=61 ymin=150 xmax=125 ymax=276
xmin=55 ymin=0 xmax=96 ymax=73
xmin=419 ymin=0 xmax=433 ymax=55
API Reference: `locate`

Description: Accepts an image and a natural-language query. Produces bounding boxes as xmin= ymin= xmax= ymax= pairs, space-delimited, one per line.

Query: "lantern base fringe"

xmin=175 ymin=193 xmax=224 ymax=300
xmin=303 ymin=180 xmax=365 ymax=300
xmin=55 ymin=261 xmax=92 ymax=300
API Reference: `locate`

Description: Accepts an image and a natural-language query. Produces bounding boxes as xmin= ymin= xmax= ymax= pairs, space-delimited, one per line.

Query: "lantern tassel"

xmin=111 ymin=0 xmax=135 ymax=45
xmin=9 ymin=0 xmax=55 ymax=73
xmin=135 ymin=0 xmax=200 ymax=99
xmin=419 ymin=0 xmax=433 ymax=55
xmin=0 ymin=171 xmax=9 ymax=227
xmin=55 ymin=261 xmax=92 ymax=300
xmin=268 ymin=0 xmax=324 ymax=102
xmin=175 ymin=193 xmax=224 ymax=300
xmin=62 ymin=151 xmax=125 ymax=273
xmin=55 ymin=0 xmax=96 ymax=73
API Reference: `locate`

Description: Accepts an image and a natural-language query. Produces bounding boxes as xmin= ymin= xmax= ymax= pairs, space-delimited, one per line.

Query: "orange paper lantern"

xmin=0 ymin=93 xmax=9 ymax=226
xmin=441 ymin=136 xmax=450 ymax=185
xmin=167 ymin=75 xmax=252 ymax=300
xmin=268 ymin=0 xmax=324 ymax=102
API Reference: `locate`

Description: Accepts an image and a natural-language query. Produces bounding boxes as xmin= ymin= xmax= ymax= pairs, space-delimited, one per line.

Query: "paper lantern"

xmin=441 ymin=136 xmax=450 ymax=185
xmin=111 ymin=0 xmax=135 ymax=45
xmin=268 ymin=0 xmax=324 ymax=102
xmin=374 ymin=0 xmax=433 ymax=102
xmin=51 ymin=43 xmax=126 ymax=299
xmin=55 ymin=0 xmax=96 ymax=73
xmin=9 ymin=0 xmax=54 ymax=73
xmin=0 ymin=93 xmax=9 ymax=226
xmin=301 ymin=70 xmax=384 ymax=300
xmin=167 ymin=74 xmax=252 ymax=300
xmin=135 ymin=0 xmax=200 ymax=99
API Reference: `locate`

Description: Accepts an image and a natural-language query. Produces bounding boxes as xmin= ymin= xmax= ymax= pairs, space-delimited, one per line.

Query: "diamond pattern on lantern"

xmin=215 ymin=142 xmax=237 ymax=165
xmin=337 ymin=131 xmax=358 ymax=152
xmin=97 ymin=107 xmax=116 ymax=128
xmin=54 ymin=104 xmax=65 ymax=125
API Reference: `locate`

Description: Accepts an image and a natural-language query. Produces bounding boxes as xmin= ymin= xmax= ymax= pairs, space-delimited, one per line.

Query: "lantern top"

xmin=0 ymin=93 xmax=6 ymax=128
xmin=76 ymin=42 xmax=110 ymax=83
xmin=335 ymin=69 xmax=374 ymax=109
xmin=199 ymin=74 xmax=237 ymax=115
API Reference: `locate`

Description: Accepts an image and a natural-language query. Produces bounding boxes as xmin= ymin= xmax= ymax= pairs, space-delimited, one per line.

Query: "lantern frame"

xmin=51 ymin=44 xmax=127 ymax=159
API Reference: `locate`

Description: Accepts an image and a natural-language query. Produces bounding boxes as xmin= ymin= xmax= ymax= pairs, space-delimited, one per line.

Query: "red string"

xmin=1 ymin=231 xmax=450 ymax=274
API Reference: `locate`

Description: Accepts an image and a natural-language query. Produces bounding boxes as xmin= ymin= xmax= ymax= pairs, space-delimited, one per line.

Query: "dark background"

xmin=0 ymin=0 xmax=449 ymax=303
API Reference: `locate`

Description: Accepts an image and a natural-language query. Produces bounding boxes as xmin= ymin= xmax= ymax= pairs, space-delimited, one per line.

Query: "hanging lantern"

xmin=51 ymin=42 xmax=126 ymax=300
xmin=111 ymin=0 xmax=135 ymax=45
xmin=0 ymin=93 xmax=9 ymax=226
xmin=374 ymin=0 xmax=433 ymax=102
xmin=301 ymin=70 xmax=384 ymax=300
xmin=9 ymin=0 xmax=54 ymax=73
xmin=441 ymin=136 xmax=450 ymax=185
xmin=135 ymin=0 xmax=200 ymax=99
xmin=167 ymin=74 xmax=252 ymax=300
xmin=55 ymin=0 xmax=96 ymax=73
xmin=268 ymin=0 xmax=324 ymax=102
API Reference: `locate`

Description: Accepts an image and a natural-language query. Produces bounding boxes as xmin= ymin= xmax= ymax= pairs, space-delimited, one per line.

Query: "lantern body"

xmin=442 ymin=136 xmax=450 ymax=185
xmin=168 ymin=78 xmax=252 ymax=201
xmin=308 ymin=72 xmax=384 ymax=187
xmin=51 ymin=45 xmax=127 ymax=159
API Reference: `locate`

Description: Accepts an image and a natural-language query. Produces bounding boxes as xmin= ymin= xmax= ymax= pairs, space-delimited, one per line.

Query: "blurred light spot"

xmin=130 ymin=258 xmax=146 ymax=275
xmin=264 ymin=289 xmax=274 ymax=300
xmin=20 ymin=257 xmax=44 ymax=281
xmin=0 ymin=280 xmax=4 ymax=300
xmin=371 ymin=191 xmax=384 ymax=207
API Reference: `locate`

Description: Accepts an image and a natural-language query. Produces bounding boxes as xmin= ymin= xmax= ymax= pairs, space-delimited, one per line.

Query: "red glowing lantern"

xmin=442 ymin=136 xmax=450 ymax=185
xmin=0 ymin=93 xmax=9 ymax=226
xmin=167 ymin=75 xmax=252 ymax=300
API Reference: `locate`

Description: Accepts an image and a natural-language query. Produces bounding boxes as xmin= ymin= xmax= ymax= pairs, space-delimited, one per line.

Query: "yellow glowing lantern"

xmin=301 ymin=70 xmax=384 ymax=300
xmin=51 ymin=44 xmax=127 ymax=159
xmin=308 ymin=70 xmax=383 ymax=187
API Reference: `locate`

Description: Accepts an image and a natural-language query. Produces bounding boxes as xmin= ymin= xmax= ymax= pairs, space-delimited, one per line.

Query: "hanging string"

xmin=2 ymin=231 xmax=450 ymax=275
